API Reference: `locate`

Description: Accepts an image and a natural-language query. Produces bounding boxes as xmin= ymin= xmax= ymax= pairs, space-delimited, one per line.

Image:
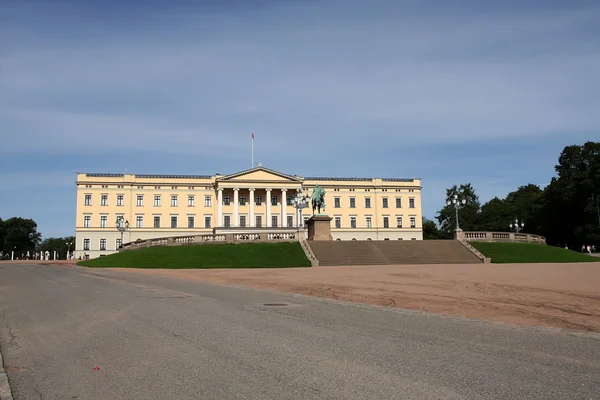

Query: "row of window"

xmin=82 ymin=238 xmax=122 ymax=251
xmin=334 ymin=197 xmax=415 ymax=209
xmin=82 ymin=214 xmax=416 ymax=229
xmin=84 ymin=194 xmax=296 ymax=207
xmin=85 ymin=193 xmax=417 ymax=209
xmin=334 ymin=216 xmax=417 ymax=229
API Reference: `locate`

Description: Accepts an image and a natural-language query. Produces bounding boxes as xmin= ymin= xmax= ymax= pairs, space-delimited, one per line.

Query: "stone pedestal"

xmin=306 ymin=215 xmax=333 ymax=241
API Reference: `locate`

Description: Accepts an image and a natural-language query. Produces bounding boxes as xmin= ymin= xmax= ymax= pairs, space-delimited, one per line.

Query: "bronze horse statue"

xmin=311 ymin=185 xmax=326 ymax=215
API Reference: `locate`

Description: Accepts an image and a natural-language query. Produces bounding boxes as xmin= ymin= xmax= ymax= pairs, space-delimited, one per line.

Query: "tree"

xmin=436 ymin=183 xmax=481 ymax=238
xmin=477 ymin=197 xmax=511 ymax=232
xmin=38 ymin=236 xmax=76 ymax=259
xmin=533 ymin=142 xmax=600 ymax=247
xmin=2 ymin=217 xmax=42 ymax=254
xmin=422 ymin=217 xmax=442 ymax=240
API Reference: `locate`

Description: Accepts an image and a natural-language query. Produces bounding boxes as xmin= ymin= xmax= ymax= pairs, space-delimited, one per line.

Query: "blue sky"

xmin=1 ymin=0 xmax=599 ymax=238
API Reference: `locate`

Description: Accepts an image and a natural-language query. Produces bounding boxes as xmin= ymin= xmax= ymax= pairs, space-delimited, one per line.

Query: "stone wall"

xmin=455 ymin=231 xmax=546 ymax=244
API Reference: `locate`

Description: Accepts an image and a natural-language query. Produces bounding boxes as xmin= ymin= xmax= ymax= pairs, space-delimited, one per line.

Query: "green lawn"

xmin=470 ymin=241 xmax=599 ymax=263
xmin=78 ymin=242 xmax=311 ymax=268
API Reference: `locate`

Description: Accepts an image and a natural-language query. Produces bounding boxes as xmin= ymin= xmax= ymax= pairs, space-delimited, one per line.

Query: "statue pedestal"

xmin=306 ymin=215 xmax=333 ymax=241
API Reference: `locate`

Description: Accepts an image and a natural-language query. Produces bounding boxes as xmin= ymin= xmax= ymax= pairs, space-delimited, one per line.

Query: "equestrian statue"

xmin=311 ymin=184 xmax=326 ymax=215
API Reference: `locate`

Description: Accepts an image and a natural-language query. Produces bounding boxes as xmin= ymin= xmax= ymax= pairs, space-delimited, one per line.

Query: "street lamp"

xmin=510 ymin=218 xmax=525 ymax=233
xmin=116 ymin=216 xmax=130 ymax=248
xmin=447 ymin=193 xmax=467 ymax=231
xmin=66 ymin=241 xmax=73 ymax=260
xmin=291 ymin=191 xmax=310 ymax=228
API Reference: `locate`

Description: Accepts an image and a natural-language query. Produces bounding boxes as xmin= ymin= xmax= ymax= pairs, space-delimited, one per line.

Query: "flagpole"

xmin=251 ymin=130 xmax=254 ymax=168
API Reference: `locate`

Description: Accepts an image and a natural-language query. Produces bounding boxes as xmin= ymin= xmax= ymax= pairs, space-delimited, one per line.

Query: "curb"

xmin=0 ymin=346 xmax=13 ymax=400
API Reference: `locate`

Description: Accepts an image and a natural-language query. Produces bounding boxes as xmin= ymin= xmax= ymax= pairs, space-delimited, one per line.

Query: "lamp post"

xmin=116 ymin=216 xmax=130 ymax=249
xmin=510 ymin=219 xmax=525 ymax=233
xmin=291 ymin=191 xmax=310 ymax=228
xmin=66 ymin=241 xmax=73 ymax=260
xmin=592 ymin=194 xmax=600 ymax=226
xmin=447 ymin=193 xmax=467 ymax=231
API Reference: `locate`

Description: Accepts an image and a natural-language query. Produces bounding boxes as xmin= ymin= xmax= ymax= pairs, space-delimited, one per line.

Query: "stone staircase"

xmin=307 ymin=240 xmax=483 ymax=266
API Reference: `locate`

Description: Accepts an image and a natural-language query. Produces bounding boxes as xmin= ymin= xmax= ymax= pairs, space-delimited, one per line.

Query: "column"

xmin=249 ymin=188 xmax=255 ymax=227
xmin=233 ymin=188 xmax=239 ymax=227
xmin=281 ymin=188 xmax=287 ymax=227
xmin=217 ymin=188 xmax=223 ymax=227
xmin=266 ymin=188 xmax=272 ymax=227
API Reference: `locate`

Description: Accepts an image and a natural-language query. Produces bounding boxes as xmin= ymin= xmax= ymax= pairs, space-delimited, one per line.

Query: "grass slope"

xmin=78 ymin=242 xmax=311 ymax=268
xmin=470 ymin=242 xmax=599 ymax=263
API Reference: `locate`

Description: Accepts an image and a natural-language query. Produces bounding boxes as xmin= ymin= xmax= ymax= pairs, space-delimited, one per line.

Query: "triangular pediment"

xmin=217 ymin=166 xmax=303 ymax=183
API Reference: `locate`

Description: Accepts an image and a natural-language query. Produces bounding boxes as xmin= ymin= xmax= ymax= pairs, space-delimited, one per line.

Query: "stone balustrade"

xmin=455 ymin=231 xmax=546 ymax=244
xmin=121 ymin=230 xmax=300 ymax=251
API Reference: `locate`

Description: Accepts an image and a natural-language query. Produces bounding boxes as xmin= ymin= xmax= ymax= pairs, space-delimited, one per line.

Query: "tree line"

xmin=424 ymin=141 xmax=600 ymax=249
xmin=0 ymin=217 xmax=74 ymax=259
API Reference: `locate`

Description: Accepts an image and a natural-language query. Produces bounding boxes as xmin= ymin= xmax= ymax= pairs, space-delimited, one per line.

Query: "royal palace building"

xmin=75 ymin=166 xmax=423 ymax=258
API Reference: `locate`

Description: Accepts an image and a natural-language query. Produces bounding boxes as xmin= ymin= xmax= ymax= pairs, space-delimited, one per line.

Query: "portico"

xmin=214 ymin=167 xmax=304 ymax=229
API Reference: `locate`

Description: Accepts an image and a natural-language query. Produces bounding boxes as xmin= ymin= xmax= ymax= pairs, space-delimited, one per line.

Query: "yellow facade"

xmin=75 ymin=166 xmax=423 ymax=258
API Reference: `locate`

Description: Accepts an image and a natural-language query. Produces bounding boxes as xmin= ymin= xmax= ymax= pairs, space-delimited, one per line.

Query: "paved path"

xmin=1 ymin=264 xmax=599 ymax=400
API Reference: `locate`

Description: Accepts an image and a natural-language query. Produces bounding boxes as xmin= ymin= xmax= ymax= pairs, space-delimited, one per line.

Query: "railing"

xmin=455 ymin=231 xmax=546 ymax=244
xmin=121 ymin=231 xmax=300 ymax=251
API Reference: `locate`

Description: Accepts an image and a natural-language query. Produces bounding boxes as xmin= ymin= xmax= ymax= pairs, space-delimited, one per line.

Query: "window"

xmin=334 ymin=197 xmax=341 ymax=208
xmin=205 ymin=196 xmax=212 ymax=207
xmin=240 ymin=216 xmax=246 ymax=227
xmin=101 ymin=194 xmax=108 ymax=206
xmin=100 ymin=216 xmax=107 ymax=228
xmin=83 ymin=239 xmax=90 ymax=251
xmin=116 ymin=238 xmax=122 ymax=249
xmin=271 ymin=196 xmax=277 ymax=206
xmin=366 ymin=217 xmax=372 ymax=228
xmin=171 ymin=195 xmax=178 ymax=207
xmin=188 ymin=216 xmax=195 ymax=228
xmin=287 ymin=215 xmax=293 ymax=227
xmin=224 ymin=195 xmax=230 ymax=205
xmin=271 ymin=215 xmax=277 ymax=227
xmin=100 ymin=239 xmax=106 ymax=251
xmin=335 ymin=216 xmax=341 ymax=228
xmin=255 ymin=196 xmax=262 ymax=206
xmin=256 ymin=215 xmax=262 ymax=228
xmin=204 ymin=216 xmax=211 ymax=228
xmin=383 ymin=217 xmax=389 ymax=228
xmin=136 ymin=195 xmax=144 ymax=206
xmin=117 ymin=195 xmax=124 ymax=206
xmin=84 ymin=216 xmax=91 ymax=228
xmin=84 ymin=194 xmax=92 ymax=206
xmin=396 ymin=198 xmax=402 ymax=208
xmin=350 ymin=197 xmax=356 ymax=208
xmin=188 ymin=195 xmax=195 ymax=207
xmin=224 ymin=215 xmax=231 ymax=228
xmin=154 ymin=195 xmax=161 ymax=207
xmin=287 ymin=196 xmax=293 ymax=206
xmin=350 ymin=216 xmax=356 ymax=228
xmin=154 ymin=216 xmax=160 ymax=228
xmin=410 ymin=217 xmax=416 ymax=228
xmin=365 ymin=198 xmax=371 ymax=208
xmin=171 ymin=216 xmax=177 ymax=228
xmin=136 ymin=215 xmax=143 ymax=228
xmin=382 ymin=197 xmax=389 ymax=208
xmin=409 ymin=198 xmax=415 ymax=208
xmin=397 ymin=217 xmax=403 ymax=228
xmin=240 ymin=195 xmax=246 ymax=206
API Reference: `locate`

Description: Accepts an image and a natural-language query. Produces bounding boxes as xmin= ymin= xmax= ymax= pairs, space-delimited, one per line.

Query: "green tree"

xmin=422 ymin=217 xmax=442 ymax=239
xmin=436 ymin=183 xmax=481 ymax=238
xmin=2 ymin=217 xmax=42 ymax=254
xmin=530 ymin=141 xmax=600 ymax=247
xmin=477 ymin=197 xmax=511 ymax=232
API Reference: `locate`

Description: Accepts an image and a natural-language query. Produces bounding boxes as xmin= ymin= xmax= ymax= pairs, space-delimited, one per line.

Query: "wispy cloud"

xmin=0 ymin=0 xmax=598 ymax=236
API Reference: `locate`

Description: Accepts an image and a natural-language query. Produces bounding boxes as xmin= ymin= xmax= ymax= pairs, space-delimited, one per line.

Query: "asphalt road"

xmin=1 ymin=264 xmax=599 ymax=400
